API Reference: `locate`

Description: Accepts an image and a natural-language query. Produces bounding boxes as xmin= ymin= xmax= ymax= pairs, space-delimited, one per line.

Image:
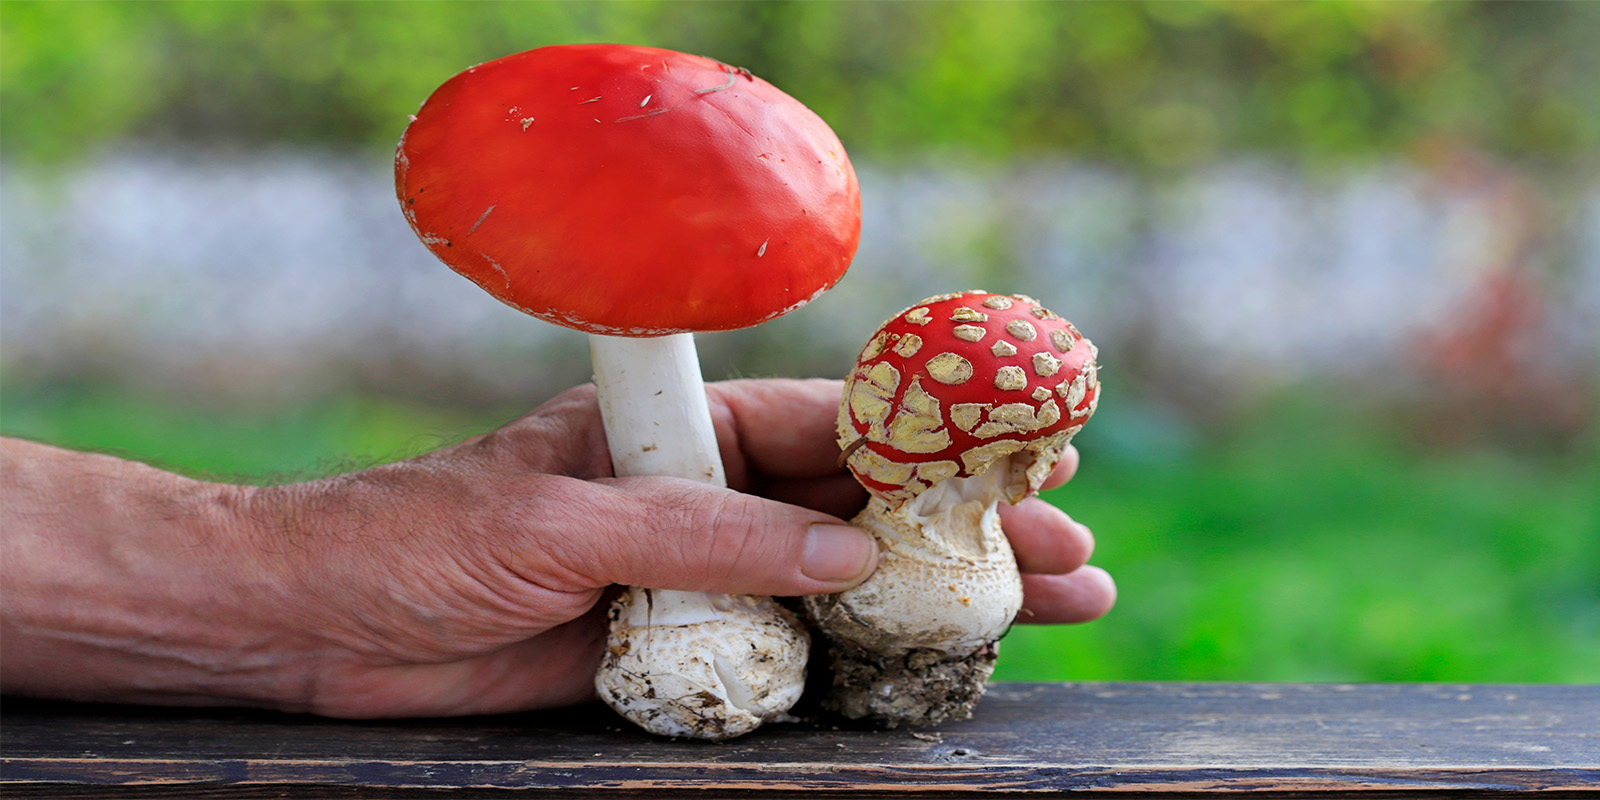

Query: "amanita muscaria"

xmin=805 ymin=291 xmax=1100 ymax=727
xmin=397 ymin=44 xmax=860 ymax=740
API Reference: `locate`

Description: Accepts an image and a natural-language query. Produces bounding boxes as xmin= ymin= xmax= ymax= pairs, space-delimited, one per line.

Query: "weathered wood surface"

xmin=3 ymin=682 xmax=1597 ymax=797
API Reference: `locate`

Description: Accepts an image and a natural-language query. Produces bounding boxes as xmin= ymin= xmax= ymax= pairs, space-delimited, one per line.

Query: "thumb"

xmin=567 ymin=476 xmax=878 ymax=597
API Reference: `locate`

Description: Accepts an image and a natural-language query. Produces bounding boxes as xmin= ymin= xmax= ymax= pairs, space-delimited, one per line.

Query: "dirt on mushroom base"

xmin=821 ymin=642 xmax=998 ymax=727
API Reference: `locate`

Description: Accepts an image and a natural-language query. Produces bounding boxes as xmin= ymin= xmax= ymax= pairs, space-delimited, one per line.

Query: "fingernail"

xmin=803 ymin=524 xmax=877 ymax=584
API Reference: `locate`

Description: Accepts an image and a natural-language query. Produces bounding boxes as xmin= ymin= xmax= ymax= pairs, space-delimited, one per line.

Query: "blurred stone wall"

xmin=3 ymin=147 xmax=1596 ymax=420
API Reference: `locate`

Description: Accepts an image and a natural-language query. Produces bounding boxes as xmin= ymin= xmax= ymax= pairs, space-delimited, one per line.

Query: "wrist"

xmin=0 ymin=440 xmax=320 ymax=710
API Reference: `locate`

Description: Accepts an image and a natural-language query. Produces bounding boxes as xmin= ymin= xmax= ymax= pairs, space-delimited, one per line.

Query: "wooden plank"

xmin=3 ymin=682 xmax=1597 ymax=797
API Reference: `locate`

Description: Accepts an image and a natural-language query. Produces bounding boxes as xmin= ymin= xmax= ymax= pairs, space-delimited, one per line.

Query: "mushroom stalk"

xmin=805 ymin=464 xmax=1021 ymax=727
xmin=591 ymin=333 xmax=725 ymax=483
xmin=590 ymin=333 xmax=809 ymax=740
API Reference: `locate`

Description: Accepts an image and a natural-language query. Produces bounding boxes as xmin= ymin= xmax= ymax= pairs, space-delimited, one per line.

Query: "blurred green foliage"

xmin=1004 ymin=395 xmax=1599 ymax=683
xmin=3 ymin=381 xmax=1595 ymax=683
xmin=4 ymin=0 xmax=1599 ymax=165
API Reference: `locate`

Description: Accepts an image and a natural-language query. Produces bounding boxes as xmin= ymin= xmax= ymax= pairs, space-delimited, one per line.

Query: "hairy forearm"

xmin=0 ymin=438 xmax=314 ymax=709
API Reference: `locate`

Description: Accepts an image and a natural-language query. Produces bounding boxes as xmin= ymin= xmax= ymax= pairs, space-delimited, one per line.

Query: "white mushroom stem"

xmin=590 ymin=333 xmax=726 ymax=485
xmin=855 ymin=465 xmax=1023 ymax=653
xmin=589 ymin=333 xmax=809 ymax=740
xmin=804 ymin=460 xmax=1025 ymax=727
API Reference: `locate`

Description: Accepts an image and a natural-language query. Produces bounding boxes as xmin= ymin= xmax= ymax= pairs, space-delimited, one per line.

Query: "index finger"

xmin=708 ymin=378 xmax=847 ymax=487
xmin=1039 ymin=445 xmax=1080 ymax=491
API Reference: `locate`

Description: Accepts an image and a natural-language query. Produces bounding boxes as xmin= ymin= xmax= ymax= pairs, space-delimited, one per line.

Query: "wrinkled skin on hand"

xmin=1 ymin=380 xmax=1113 ymax=718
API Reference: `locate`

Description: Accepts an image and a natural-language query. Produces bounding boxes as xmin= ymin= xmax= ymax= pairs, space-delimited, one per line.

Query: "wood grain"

xmin=3 ymin=682 xmax=1597 ymax=797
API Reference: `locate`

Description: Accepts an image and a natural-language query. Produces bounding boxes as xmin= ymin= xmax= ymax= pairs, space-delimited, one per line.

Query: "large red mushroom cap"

xmin=396 ymin=44 xmax=861 ymax=336
xmin=838 ymin=291 xmax=1101 ymax=505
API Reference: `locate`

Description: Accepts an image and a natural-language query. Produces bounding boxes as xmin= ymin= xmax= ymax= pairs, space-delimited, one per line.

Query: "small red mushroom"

xmin=809 ymin=290 xmax=1101 ymax=728
xmin=395 ymin=44 xmax=861 ymax=740
xmin=837 ymin=291 xmax=1100 ymax=506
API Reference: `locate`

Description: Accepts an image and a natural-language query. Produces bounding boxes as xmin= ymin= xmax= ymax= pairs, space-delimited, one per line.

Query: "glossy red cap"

xmin=837 ymin=291 xmax=1101 ymax=504
xmin=397 ymin=44 xmax=861 ymax=336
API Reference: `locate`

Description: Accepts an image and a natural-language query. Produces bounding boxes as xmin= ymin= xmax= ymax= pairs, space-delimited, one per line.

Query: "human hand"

xmin=0 ymin=379 xmax=1113 ymax=718
xmin=242 ymin=378 xmax=1112 ymax=718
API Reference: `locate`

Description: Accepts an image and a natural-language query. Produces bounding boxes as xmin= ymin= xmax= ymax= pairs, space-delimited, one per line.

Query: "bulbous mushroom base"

xmin=596 ymin=588 xmax=809 ymax=741
xmin=803 ymin=481 xmax=1022 ymax=728
xmin=821 ymin=642 xmax=998 ymax=728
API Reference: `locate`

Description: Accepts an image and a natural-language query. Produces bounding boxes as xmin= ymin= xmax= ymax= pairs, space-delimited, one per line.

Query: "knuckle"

xmin=663 ymin=486 xmax=774 ymax=588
